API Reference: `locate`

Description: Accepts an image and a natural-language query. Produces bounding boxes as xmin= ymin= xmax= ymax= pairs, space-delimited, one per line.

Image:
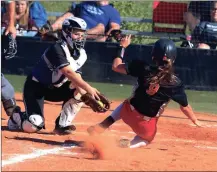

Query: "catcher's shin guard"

xmin=7 ymin=106 xmax=22 ymax=130
xmin=8 ymin=107 xmax=44 ymax=133
xmin=2 ymin=98 xmax=17 ymax=116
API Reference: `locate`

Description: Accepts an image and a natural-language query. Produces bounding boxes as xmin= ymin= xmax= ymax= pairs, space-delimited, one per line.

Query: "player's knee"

xmin=2 ymin=98 xmax=17 ymax=116
xmin=140 ymin=132 xmax=156 ymax=142
xmin=22 ymin=114 xmax=45 ymax=133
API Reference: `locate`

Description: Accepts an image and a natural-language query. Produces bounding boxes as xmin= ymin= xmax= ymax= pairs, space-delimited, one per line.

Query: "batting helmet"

xmin=151 ymin=38 xmax=177 ymax=65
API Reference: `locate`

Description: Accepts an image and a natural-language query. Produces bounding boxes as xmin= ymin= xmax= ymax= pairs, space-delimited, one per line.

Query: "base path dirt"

xmin=1 ymin=93 xmax=217 ymax=171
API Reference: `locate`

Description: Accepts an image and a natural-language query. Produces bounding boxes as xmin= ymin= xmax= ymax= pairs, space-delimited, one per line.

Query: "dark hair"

xmin=210 ymin=1 xmax=217 ymax=12
xmin=148 ymin=58 xmax=174 ymax=85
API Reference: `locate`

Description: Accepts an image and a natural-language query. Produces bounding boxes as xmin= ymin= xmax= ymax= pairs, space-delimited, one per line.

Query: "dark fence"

xmin=2 ymin=37 xmax=217 ymax=91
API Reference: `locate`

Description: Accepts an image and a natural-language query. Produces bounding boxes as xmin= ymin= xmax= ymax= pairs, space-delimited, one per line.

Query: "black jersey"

xmin=32 ymin=40 xmax=87 ymax=87
xmin=126 ymin=60 xmax=188 ymax=117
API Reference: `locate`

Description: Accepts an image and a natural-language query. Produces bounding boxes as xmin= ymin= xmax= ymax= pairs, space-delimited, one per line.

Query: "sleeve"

xmin=170 ymin=85 xmax=188 ymax=107
xmin=69 ymin=2 xmax=81 ymax=16
xmin=109 ymin=7 xmax=121 ymax=25
xmin=45 ymin=44 xmax=69 ymax=69
xmin=126 ymin=60 xmax=149 ymax=77
xmin=29 ymin=2 xmax=47 ymax=28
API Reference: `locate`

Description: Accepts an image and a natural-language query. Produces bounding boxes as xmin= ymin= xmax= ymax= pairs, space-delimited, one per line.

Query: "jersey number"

xmin=146 ymin=84 xmax=160 ymax=96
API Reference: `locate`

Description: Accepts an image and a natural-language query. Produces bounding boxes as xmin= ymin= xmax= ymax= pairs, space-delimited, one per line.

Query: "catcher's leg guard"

xmin=7 ymin=106 xmax=22 ymax=130
xmin=54 ymin=98 xmax=83 ymax=135
xmin=2 ymin=98 xmax=17 ymax=116
xmin=8 ymin=107 xmax=44 ymax=133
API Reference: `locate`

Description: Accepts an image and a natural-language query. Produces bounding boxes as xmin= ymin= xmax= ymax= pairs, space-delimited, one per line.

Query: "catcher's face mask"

xmin=71 ymin=28 xmax=87 ymax=49
xmin=62 ymin=28 xmax=87 ymax=50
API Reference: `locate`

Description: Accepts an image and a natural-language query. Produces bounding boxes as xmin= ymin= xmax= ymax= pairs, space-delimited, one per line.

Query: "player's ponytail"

xmin=148 ymin=58 xmax=174 ymax=85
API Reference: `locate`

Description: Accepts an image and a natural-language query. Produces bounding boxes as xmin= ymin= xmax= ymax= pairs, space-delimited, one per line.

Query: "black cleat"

xmin=53 ymin=125 xmax=76 ymax=135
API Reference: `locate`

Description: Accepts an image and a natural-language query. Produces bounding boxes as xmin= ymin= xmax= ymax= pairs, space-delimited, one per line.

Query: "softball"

xmin=98 ymin=101 xmax=104 ymax=107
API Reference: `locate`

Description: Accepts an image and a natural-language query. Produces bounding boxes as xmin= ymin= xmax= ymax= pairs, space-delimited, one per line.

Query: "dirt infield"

xmin=2 ymin=93 xmax=217 ymax=171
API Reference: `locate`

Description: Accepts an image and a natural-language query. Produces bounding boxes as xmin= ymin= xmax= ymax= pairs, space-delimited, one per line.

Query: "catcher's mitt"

xmin=81 ymin=93 xmax=110 ymax=113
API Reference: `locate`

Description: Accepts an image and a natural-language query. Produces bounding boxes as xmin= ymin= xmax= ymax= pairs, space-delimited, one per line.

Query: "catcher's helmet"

xmin=1 ymin=34 xmax=17 ymax=60
xmin=62 ymin=16 xmax=87 ymax=50
xmin=152 ymin=38 xmax=177 ymax=65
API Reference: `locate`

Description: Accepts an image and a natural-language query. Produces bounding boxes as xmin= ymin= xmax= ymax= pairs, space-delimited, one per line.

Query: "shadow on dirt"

xmin=4 ymin=136 xmax=101 ymax=160
xmin=4 ymin=135 xmax=88 ymax=147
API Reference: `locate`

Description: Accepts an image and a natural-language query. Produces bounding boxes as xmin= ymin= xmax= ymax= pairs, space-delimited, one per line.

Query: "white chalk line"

xmin=2 ymin=144 xmax=79 ymax=167
xmin=194 ymin=145 xmax=217 ymax=150
xmin=189 ymin=124 xmax=217 ymax=128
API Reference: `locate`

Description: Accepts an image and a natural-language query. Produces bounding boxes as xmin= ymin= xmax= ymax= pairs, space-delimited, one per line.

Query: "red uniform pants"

xmin=120 ymin=101 xmax=159 ymax=142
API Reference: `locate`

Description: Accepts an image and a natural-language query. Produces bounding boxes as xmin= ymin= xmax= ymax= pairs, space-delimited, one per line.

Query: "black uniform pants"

xmin=23 ymin=75 xmax=76 ymax=118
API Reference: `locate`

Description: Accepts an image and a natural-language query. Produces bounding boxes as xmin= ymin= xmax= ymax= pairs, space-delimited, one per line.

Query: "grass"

xmin=4 ymin=74 xmax=217 ymax=115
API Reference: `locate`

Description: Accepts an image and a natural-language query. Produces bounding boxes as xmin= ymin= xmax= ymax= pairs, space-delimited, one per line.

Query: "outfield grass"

xmin=4 ymin=74 xmax=217 ymax=115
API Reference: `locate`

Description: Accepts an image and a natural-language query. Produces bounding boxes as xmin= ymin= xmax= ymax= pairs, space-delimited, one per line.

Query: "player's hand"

xmin=5 ymin=25 xmax=16 ymax=38
xmin=88 ymin=87 xmax=100 ymax=100
xmin=120 ymin=34 xmax=131 ymax=48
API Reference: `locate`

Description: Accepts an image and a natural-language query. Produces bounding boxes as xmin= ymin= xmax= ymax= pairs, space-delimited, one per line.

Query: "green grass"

xmin=4 ymin=74 xmax=217 ymax=115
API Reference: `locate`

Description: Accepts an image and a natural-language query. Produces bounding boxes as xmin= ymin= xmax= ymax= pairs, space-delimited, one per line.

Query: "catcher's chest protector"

xmin=61 ymin=43 xmax=87 ymax=72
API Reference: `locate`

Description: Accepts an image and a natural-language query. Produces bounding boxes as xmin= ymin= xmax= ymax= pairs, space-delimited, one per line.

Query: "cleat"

xmin=53 ymin=125 xmax=76 ymax=135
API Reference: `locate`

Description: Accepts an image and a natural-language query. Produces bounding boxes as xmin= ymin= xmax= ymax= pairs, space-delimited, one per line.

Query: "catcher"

xmin=87 ymin=36 xmax=203 ymax=148
xmin=7 ymin=16 xmax=110 ymax=135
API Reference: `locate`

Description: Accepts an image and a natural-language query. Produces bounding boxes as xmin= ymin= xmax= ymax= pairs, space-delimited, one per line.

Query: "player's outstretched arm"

xmin=112 ymin=35 xmax=131 ymax=74
xmin=60 ymin=65 xmax=100 ymax=100
xmin=51 ymin=12 xmax=74 ymax=31
xmin=5 ymin=1 xmax=16 ymax=38
xmin=180 ymin=105 xmax=202 ymax=127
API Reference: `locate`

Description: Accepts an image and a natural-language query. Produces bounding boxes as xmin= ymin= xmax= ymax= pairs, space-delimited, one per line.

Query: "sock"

xmin=99 ymin=116 xmax=115 ymax=129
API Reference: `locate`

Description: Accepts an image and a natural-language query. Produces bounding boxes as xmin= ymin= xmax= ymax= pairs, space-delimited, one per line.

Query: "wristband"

xmin=116 ymin=45 xmax=125 ymax=59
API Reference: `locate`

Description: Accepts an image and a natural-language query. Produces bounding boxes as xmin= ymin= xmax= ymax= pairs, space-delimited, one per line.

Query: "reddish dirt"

xmin=2 ymin=93 xmax=217 ymax=171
